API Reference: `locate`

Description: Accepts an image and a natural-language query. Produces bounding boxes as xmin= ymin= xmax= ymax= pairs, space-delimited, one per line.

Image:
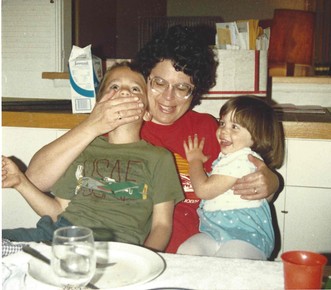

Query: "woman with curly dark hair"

xmin=132 ymin=25 xmax=217 ymax=109
xmin=26 ymin=25 xmax=280 ymax=254
xmin=131 ymin=25 xmax=279 ymax=252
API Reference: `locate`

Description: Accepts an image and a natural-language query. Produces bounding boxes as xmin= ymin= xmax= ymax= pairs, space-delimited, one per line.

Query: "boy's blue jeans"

xmin=2 ymin=216 xmax=72 ymax=242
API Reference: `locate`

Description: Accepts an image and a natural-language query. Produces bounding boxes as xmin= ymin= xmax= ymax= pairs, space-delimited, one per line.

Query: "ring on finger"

xmin=117 ymin=111 xmax=122 ymax=120
xmin=254 ymin=187 xmax=258 ymax=194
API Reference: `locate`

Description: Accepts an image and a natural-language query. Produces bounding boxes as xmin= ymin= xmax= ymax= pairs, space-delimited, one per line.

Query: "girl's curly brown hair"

xmin=132 ymin=25 xmax=218 ymax=109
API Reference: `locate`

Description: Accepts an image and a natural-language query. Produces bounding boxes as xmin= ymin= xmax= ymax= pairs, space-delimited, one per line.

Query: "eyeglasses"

xmin=149 ymin=76 xmax=194 ymax=100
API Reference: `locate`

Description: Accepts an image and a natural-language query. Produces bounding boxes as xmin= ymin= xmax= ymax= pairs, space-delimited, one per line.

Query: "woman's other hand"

xmin=232 ymin=154 xmax=279 ymax=202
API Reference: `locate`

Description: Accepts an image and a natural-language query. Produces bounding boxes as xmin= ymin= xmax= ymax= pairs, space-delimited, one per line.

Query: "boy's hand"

xmin=183 ymin=134 xmax=209 ymax=163
xmin=2 ymin=156 xmax=24 ymax=189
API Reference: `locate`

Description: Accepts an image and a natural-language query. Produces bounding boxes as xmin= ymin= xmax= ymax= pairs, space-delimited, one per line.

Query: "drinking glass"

xmin=51 ymin=226 xmax=96 ymax=289
xmin=281 ymin=250 xmax=327 ymax=289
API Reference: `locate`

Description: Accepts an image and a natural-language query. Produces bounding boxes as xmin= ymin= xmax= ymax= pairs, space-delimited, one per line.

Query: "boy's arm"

xmin=26 ymin=121 xmax=98 ymax=192
xmin=144 ymin=200 xmax=174 ymax=252
xmin=2 ymin=156 xmax=69 ymax=220
xmin=189 ymin=159 xmax=237 ymax=200
xmin=26 ymin=92 xmax=144 ymax=192
xmin=20 ymin=186 xmax=69 ymax=221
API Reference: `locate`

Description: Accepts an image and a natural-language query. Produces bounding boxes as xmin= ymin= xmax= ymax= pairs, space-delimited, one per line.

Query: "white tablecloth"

xmin=2 ymin=242 xmax=284 ymax=290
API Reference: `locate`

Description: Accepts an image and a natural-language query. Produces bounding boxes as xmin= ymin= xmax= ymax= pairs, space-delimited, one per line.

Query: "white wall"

xmin=1 ymin=127 xmax=67 ymax=228
xmin=2 ymin=0 xmax=71 ymax=100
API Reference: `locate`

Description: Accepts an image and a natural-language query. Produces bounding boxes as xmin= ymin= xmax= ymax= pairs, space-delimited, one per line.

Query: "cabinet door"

xmin=283 ymin=186 xmax=331 ymax=254
xmin=73 ymin=0 xmax=167 ymax=59
xmin=2 ymin=127 xmax=62 ymax=228
xmin=272 ymin=188 xmax=286 ymax=261
xmin=287 ymin=139 xmax=331 ymax=188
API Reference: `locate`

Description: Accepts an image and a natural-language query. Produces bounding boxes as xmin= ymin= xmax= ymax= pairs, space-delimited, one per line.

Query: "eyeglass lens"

xmin=150 ymin=77 xmax=192 ymax=99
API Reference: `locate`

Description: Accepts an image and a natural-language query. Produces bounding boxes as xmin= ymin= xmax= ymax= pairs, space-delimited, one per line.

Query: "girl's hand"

xmin=232 ymin=155 xmax=279 ymax=201
xmin=82 ymin=90 xmax=145 ymax=137
xmin=184 ymin=134 xmax=209 ymax=163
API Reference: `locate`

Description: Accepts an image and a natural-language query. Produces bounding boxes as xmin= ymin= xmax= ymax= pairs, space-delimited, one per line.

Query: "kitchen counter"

xmin=2 ymin=109 xmax=331 ymax=140
xmin=2 ymin=97 xmax=331 ymax=139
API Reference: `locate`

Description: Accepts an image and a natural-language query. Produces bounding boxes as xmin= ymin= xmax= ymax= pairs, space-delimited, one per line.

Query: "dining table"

xmin=2 ymin=240 xmax=288 ymax=290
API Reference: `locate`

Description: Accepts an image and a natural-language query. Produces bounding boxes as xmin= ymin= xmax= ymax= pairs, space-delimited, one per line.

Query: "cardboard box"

xmin=208 ymin=49 xmax=267 ymax=98
xmin=69 ymin=45 xmax=103 ymax=113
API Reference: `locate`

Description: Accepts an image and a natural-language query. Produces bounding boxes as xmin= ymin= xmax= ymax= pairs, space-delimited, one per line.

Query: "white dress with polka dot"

xmin=198 ymin=147 xmax=275 ymax=258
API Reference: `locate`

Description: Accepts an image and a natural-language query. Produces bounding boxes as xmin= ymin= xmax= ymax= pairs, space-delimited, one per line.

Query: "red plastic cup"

xmin=281 ymin=250 xmax=328 ymax=289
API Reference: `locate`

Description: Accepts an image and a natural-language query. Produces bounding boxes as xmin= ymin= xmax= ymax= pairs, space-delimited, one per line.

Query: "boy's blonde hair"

xmin=96 ymin=61 xmax=146 ymax=102
xmin=219 ymin=95 xmax=285 ymax=169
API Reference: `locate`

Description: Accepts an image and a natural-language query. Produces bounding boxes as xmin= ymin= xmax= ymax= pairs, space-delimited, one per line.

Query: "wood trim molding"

xmin=2 ymin=111 xmax=331 ymax=139
xmin=282 ymin=121 xmax=331 ymax=139
xmin=2 ymin=111 xmax=87 ymax=129
xmin=42 ymin=72 xmax=69 ymax=79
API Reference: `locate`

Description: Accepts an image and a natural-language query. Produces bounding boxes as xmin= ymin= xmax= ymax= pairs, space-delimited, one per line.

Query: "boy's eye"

xmin=110 ymin=84 xmax=120 ymax=91
xmin=132 ymin=86 xmax=142 ymax=93
xmin=219 ymin=120 xmax=225 ymax=127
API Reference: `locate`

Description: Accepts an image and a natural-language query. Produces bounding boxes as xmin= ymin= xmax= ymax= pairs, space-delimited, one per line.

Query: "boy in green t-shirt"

xmin=2 ymin=62 xmax=184 ymax=251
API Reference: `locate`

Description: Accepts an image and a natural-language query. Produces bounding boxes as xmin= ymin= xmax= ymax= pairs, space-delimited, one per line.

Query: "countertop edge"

xmin=2 ymin=111 xmax=331 ymax=140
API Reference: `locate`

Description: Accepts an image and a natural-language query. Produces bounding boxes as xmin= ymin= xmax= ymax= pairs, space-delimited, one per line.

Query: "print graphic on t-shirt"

xmin=74 ymin=165 xmax=148 ymax=200
xmin=174 ymin=153 xmax=199 ymax=202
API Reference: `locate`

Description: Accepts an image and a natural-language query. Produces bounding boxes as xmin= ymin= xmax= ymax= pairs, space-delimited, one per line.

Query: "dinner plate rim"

xmin=27 ymin=241 xmax=166 ymax=289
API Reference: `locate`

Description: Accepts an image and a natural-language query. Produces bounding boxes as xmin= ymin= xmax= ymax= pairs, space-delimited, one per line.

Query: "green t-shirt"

xmin=51 ymin=137 xmax=184 ymax=244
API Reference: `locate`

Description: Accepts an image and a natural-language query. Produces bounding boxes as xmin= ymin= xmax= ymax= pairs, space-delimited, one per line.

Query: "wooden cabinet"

xmin=73 ymin=0 xmax=167 ymax=59
xmin=274 ymin=138 xmax=331 ymax=260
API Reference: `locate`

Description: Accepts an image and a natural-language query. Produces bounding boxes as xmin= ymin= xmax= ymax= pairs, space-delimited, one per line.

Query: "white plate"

xmin=27 ymin=242 xmax=166 ymax=289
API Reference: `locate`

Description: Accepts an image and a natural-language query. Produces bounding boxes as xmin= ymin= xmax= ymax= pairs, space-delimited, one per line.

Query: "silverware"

xmin=22 ymin=245 xmax=99 ymax=289
xmin=23 ymin=244 xmax=51 ymax=264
